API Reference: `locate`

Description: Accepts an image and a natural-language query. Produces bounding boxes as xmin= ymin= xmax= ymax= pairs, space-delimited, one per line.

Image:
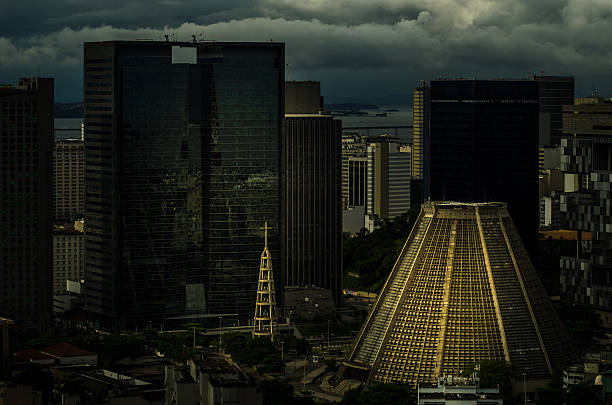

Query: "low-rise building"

xmin=13 ymin=343 xmax=97 ymax=367
xmin=418 ymin=376 xmax=503 ymax=405
xmin=165 ymin=353 xmax=261 ymax=405
xmin=0 ymin=383 xmax=42 ymax=405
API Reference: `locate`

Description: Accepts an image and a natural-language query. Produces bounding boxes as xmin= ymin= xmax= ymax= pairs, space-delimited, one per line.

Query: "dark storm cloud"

xmin=0 ymin=0 xmax=252 ymax=36
xmin=1 ymin=0 xmax=612 ymax=101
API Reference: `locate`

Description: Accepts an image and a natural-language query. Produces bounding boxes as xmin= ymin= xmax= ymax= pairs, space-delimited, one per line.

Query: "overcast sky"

xmin=1 ymin=0 xmax=611 ymax=102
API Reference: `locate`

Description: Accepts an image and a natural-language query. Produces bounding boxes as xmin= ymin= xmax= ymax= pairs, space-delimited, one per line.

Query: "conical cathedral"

xmin=340 ymin=202 xmax=576 ymax=386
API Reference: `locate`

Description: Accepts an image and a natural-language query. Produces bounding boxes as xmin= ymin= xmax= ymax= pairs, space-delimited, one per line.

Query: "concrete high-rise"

xmin=53 ymin=139 xmax=84 ymax=221
xmin=560 ymin=99 xmax=612 ymax=310
xmin=366 ymin=137 xmax=411 ymax=220
xmin=84 ymin=41 xmax=284 ymax=327
xmin=412 ymin=81 xmax=430 ymax=182
xmin=0 ymin=78 xmax=54 ymax=334
xmin=53 ymin=226 xmax=85 ymax=294
xmin=346 ymin=156 xmax=367 ymax=207
xmin=284 ymin=81 xmax=342 ymax=306
xmin=428 ymin=79 xmax=539 ymax=253
xmin=340 ymin=202 xmax=575 ymax=387
xmin=341 ymin=134 xmax=368 ymax=209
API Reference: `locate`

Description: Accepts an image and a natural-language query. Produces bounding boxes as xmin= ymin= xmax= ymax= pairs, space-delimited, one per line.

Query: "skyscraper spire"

xmin=252 ymin=222 xmax=278 ymax=341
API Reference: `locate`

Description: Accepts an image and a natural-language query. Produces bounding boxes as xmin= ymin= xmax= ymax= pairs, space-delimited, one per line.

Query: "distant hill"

xmin=55 ymin=102 xmax=83 ymax=118
xmin=325 ymin=103 xmax=378 ymax=111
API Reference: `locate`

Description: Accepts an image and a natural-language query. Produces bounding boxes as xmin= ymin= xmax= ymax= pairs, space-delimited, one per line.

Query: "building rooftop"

xmin=42 ymin=343 xmax=95 ymax=358
xmin=195 ymin=354 xmax=254 ymax=388
xmin=13 ymin=349 xmax=55 ymax=363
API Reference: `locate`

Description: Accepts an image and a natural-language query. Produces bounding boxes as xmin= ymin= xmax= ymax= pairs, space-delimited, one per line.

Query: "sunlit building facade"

xmin=340 ymin=202 xmax=575 ymax=387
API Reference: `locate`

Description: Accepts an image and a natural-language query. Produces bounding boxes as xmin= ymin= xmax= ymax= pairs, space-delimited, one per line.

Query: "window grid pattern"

xmin=341 ymin=202 xmax=577 ymax=387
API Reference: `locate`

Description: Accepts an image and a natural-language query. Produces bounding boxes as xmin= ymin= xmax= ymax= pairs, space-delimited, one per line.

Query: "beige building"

xmin=53 ymin=139 xmax=84 ymax=221
xmin=53 ymin=226 xmax=84 ymax=294
xmin=366 ymin=137 xmax=411 ymax=221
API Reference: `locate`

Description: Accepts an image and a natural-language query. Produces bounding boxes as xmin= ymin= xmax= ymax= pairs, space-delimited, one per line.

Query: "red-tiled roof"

xmin=42 ymin=342 xmax=95 ymax=358
xmin=13 ymin=349 xmax=55 ymax=363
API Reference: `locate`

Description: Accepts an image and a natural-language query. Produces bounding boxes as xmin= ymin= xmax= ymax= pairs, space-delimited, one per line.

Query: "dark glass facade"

xmin=533 ymin=76 xmax=574 ymax=147
xmin=84 ymin=42 xmax=283 ymax=327
xmin=428 ymin=79 xmax=539 ymax=253
xmin=284 ymin=116 xmax=342 ymax=306
xmin=0 ymin=78 xmax=53 ymax=334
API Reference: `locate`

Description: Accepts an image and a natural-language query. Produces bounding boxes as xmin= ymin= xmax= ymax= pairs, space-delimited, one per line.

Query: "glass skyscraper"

xmin=0 ymin=78 xmax=54 ymax=335
xmin=428 ymin=79 xmax=540 ymax=255
xmin=84 ymin=41 xmax=284 ymax=328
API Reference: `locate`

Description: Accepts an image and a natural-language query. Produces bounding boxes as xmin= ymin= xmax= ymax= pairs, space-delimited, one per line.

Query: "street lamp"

xmin=281 ymin=342 xmax=285 ymax=379
xmin=523 ymin=372 xmax=527 ymax=405
xmin=327 ymin=320 xmax=330 ymax=351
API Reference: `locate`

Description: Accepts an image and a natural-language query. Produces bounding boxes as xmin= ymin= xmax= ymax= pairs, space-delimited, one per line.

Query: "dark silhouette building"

xmin=428 ymin=79 xmax=539 ymax=252
xmin=284 ymin=81 xmax=342 ymax=306
xmin=532 ymin=75 xmax=574 ymax=147
xmin=83 ymin=41 xmax=284 ymax=328
xmin=0 ymin=78 xmax=54 ymax=334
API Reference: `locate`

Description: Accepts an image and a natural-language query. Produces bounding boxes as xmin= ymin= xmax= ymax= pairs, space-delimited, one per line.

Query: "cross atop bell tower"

xmin=252 ymin=222 xmax=278 ymax=341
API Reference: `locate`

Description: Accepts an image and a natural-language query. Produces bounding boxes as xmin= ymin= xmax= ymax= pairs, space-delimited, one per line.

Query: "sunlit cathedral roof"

xmin=340 ymin=201 xmax=576 ymax=386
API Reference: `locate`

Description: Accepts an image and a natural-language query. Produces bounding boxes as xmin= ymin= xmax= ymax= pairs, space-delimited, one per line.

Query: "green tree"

xmin=221 ymin=333 xmax=282 ymax=373
xmin=98 ymin=333 xmax=148 ymax=366
xmin=463 ymin=360 xmax=514 ymax=404
xmin=566 ymin=383 xmax=600 ymax=405
xmin=343 ymin=208 xmax=419 ymax=292
xmin=262 ymin=379 xmax=294 ymax=405
xmin=556 ymin=303 xmax=606 ymax=352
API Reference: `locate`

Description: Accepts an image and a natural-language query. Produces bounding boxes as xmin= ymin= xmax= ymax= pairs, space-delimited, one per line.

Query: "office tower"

xmin=429 ymin=79 xmax=539 ymax=253
xmin=0 ymin=78 xmax=53 ymax=334
xmin=340 ymin=202 xmax=575 ymax=387
xmin=285 ymin=80 xmax=322 ymax=115
xmin=84 ymin=41 xmax=284 ymax=327
xmin=284 ymin=81 xmax=342 ymax=306
xmin=532 ymin=75 xmax=574 ymax=146
xmin=53 ymin=139 xmax=84 ymax=221
xmin=341 ymin=133 xmax=368 ymax=209
xmin=412 ymin=81 xmax=430 ymax=183
xmin=366 ymin=137 xmax=411 ymax=220
xmin=346 ymin=156 xmax=367 ymax=207
xmin=53 ymin=225 xmax=84 ymax=293
xmin=560 ymin=99 xmax=612 ymax=309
